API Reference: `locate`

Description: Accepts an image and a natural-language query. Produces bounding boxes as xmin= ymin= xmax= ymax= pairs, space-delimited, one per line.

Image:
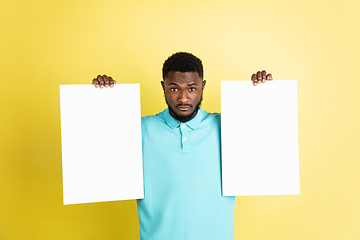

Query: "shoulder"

xmin=141 ymin=109 xmax=167 ymax=127
xmin=199 ymin=109 xmax=221 ymax=126
xmin=200 ymin=108 xmax=220 ymax=120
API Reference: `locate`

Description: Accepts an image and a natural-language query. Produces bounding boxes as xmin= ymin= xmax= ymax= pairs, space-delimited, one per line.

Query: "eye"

xmin=189 ymin=87 xmax=196 ymax=92
xmin=170 ymin=88 xmax=178 ymax=92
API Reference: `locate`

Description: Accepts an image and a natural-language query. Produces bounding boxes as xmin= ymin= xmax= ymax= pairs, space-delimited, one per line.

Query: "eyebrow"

xmin=168 ymin=82 xmax=198 ymax=86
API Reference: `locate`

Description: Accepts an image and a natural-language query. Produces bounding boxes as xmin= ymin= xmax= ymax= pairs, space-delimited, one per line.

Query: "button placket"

xmin=180 ymin=123 xmax=191 ymax=152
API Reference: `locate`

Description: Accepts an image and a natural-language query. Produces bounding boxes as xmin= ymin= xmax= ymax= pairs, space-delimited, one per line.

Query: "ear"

xmin=202 ymin=80 xmax=206 ymax=90
xmin=161 ymin=81 xmax=165 ymax=92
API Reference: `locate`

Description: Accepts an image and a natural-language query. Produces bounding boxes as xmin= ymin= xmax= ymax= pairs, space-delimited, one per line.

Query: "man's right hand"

xmin=92 ymin=75 xmax=116 ymax=89
xmin=251 ymin=70 xmax=273 ymax=86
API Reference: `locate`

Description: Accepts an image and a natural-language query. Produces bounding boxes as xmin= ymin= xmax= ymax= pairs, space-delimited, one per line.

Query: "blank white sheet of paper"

xmin=60 ymin=84 xmax=143 ymax=205
xmin=221 ymin=80 xmax=300 ymax=196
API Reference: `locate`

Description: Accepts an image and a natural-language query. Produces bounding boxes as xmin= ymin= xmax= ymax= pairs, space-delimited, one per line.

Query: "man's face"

xmin=161 ymin=71 xmax=206 ymax=122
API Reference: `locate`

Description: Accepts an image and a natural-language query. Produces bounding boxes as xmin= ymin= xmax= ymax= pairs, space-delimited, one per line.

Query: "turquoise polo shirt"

xmin=137 ymin=108 xmax=235 ymax=240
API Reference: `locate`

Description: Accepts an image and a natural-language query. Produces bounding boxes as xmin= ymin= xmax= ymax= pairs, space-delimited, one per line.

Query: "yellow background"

xmin=1 ymin=0 xmax=359 ymax=239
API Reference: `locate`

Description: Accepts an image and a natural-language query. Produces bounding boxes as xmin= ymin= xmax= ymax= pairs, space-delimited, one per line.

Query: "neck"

xmin=168 ymin=107 xmax=199 ymax=122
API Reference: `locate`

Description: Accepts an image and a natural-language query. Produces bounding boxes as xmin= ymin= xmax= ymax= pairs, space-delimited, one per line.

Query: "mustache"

xmin=176 ymin=104 xmax=192 ymax=107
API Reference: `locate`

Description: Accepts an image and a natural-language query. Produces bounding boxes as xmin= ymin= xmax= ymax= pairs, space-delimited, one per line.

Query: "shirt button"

xmin=183 ymin=137 xmax=187 ymax=141
xmin=182 ymin=125 xmax=185 ymax=128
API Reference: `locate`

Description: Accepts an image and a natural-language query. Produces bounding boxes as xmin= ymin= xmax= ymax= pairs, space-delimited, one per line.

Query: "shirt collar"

xmin=164 ymin=108 xmax=204 ymax=130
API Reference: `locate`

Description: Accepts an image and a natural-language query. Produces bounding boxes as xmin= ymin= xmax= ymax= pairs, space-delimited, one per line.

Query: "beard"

xmin=165 ymin=93 xmax=203 ymax=123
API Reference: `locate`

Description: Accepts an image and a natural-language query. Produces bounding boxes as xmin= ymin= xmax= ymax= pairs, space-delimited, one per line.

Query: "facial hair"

xmin=166 ymin=93 xmax=203 ymax=123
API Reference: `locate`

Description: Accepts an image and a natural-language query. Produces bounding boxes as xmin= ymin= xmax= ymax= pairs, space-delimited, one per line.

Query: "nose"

xmin=178 ymin=90 xmax=189 ymax=103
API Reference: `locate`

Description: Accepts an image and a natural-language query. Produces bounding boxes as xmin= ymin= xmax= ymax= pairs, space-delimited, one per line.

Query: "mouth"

xmin=176 ymin=105 xmax=192 ymax=111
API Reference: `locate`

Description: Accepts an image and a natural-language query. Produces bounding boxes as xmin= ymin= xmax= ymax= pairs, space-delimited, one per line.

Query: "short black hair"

xmin=162 ymin=52 xmax=204 ymax=79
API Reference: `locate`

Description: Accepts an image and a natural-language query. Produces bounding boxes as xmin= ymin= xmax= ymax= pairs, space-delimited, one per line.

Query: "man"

xmin=92 ymin=52 xmax=272 ymax=240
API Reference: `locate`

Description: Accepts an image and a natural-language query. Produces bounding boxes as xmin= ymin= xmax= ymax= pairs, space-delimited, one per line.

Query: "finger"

xmin=261 ymin=70 xmax=267 ymax=83
xmin=251 ymin=74 xmax=258 ymax=86
xmin=97 ymin=75 xmax=105 ymax=89
xmin=109 ymin=76 xmax=115 ymax=88
xmin=92 ymin=78 xmax=99 ymax=88
xmin=256 ymin=71 xmax=262 ymax=84
xmin=267 ymin=73 xmax=273 ymax=80
xmin=103 ymin=75 xmax=110 ymax=88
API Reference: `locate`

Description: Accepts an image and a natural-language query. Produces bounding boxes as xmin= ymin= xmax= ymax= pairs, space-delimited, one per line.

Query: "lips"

xmin=177 ymin=105 xmax=191 ymax=111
